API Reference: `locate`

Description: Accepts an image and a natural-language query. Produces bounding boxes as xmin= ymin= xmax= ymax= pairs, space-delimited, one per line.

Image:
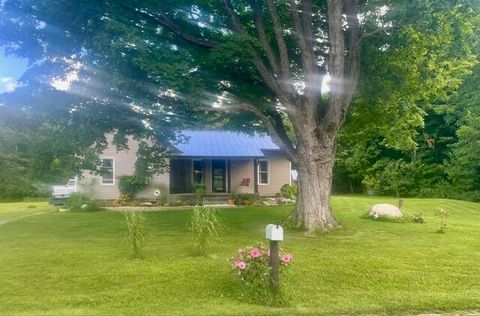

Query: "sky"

xmin=0 ymin=47 xmax=28 ymax=93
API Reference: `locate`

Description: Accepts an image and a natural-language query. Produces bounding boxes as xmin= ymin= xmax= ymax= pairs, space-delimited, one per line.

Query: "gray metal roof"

xmin=175 ymin=130 xmax=280 ymax=157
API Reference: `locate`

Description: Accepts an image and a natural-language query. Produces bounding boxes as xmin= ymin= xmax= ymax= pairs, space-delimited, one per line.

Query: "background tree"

xmin=0 ymin=1 xmax=478 ymax=230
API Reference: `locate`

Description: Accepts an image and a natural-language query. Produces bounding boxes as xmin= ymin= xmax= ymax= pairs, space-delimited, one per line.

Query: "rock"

xmin=368 ymin=203 xmax=403 ymax=218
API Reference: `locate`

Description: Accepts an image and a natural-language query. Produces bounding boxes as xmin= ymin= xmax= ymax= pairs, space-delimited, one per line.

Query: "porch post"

xmin=253 ymin=158 xmax=259 ymax=194
xmin=227 ymin=159 xmax=231 ymax=193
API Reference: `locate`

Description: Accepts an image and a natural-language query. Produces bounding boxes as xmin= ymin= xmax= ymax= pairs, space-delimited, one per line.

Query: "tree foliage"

xmin=335 ymin=62 xmax=480 ymax=201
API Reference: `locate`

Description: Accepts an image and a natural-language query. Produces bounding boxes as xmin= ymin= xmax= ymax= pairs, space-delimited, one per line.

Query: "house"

xmin=79 ymin=130 xmax=292 ymax=201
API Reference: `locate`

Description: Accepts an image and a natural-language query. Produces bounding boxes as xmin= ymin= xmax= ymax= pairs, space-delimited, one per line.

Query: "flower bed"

xmin=231 ymin=243 xmax=292 ymax=304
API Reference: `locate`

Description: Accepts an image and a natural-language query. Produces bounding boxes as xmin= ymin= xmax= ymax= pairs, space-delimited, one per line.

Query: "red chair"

xmin=240 ymin=178 xmax=251 ymax=186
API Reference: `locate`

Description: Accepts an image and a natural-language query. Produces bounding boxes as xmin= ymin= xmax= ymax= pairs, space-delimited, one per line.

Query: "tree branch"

xmin=323 ymin=0 xmax=361 ymax=131
xmin=246 ymin=0 xmax=280 ymax=74
xmin=236 ymin=102 xmax=297 ymax=160
xmin=289 ymin=0 xmax=316 ymax=77
xmin=289 ymin=0 xmax=322 ymax=124
xmin=343 ymin=0 xmax=361 ymax=110
xmin=323 ymin=0 xmax=346 ymax=132
xmin=123 ymin=5 xmax=219 ymax=49
xmin=358 ymin=27 xmax=388 ymax=43
xmin=220 ymin=0 xmax=293 ymax=106
xmin=265 ymin=0 xmax=292 ymax=79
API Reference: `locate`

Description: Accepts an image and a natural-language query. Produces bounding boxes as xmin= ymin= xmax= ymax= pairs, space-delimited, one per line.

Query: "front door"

xmin=212 ymin=159 xmax=226 ymax=193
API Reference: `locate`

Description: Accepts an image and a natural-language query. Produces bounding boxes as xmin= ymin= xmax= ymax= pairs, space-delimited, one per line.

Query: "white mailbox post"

xmin=265 ymin=224 xmax=284 ymax=295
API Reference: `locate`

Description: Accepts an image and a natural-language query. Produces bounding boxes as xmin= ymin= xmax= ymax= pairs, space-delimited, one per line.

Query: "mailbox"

xmin=265 ymin=224 xmax=284 ymax=241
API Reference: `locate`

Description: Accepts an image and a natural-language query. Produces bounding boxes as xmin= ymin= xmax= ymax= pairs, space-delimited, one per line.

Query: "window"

xmin=258 ymin=159 xmax=269 ymax=185
xmin=101 ymin=158 xmax=114 ymax=185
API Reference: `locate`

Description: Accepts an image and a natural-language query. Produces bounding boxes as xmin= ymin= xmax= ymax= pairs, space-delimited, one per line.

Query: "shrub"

xmin=65 ymin=193 xmax=101 ymax=212
xmin=235 ymin=193 xmax=257 ymax=205
xmin=189 ymin=205 xmax=222 ymax=256
xmin=123 ymin=211 xmax=145 ymax=258
xmin=231 ymin=243 xmax=292 ymax=305
xmin=168 ymin=198 xmax=195 ymax=206
xmin=413 ymin=213 xmax=424 ymax=223
xmin=195 ymin=184 xmax=205 ymax=206
xmin=436 ymin=209 xmax=448 ymax=233
xmin=112 ymin=194 xmax=132 ymax=207
xmin=118 ymin=175 xmax=149 ymax=199
xmin=274 ymin=193 xmax=284 ymax=205
xmin=280 ymin=184 xmax=297 ymax=200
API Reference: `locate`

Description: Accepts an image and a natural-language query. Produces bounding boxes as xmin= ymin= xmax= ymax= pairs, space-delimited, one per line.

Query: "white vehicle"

xmin=52 ymin=179 xmax=77 ymax=199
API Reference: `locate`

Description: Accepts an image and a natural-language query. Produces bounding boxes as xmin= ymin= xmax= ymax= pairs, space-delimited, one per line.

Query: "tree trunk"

xmin=291 ymin=136 xmax=341 ymax=231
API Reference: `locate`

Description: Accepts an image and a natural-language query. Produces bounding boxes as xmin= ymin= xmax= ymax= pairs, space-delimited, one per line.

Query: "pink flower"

xmin=280 ymin=254 xmax=293 ymax=264
xmin=250 ymin=248 xmax=261 ymax=258
xmin=236 ymin=261 xmax=247 ymax=270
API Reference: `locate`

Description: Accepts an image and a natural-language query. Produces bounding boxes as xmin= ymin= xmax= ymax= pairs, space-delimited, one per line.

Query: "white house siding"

xmin=80 ymin=136 xmax=170 ymax=200
xmin=257 ymin=152 xmax=291 ymax=196
xmin=230 ymin=159 xmax=255 ymax=194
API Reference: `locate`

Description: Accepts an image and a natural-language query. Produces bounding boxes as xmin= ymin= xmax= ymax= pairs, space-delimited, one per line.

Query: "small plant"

xmin=436 ymin=208 xmax=448 ymax=233
xmin=235 ymin=193 xmax=257 ymax=205
xmin=413 ymin=213 xmax=424 ymax=223
xmin=231 ymin=243 xmax=292 ymax=305
xmin=228 ymin=192 xmax=237 ymax=205
xmin=65 ymin=193 xmax=101 ymax=212
xmin=274 ymin=193 xmax=284 ymax=204
xmin=280 ymin=184 xmax=297 ymax=200
xmin=123 ymin=211 xmax=145 ymax=258
xmin=118 ymin=175 xmax=149 ymax=199
xmin=168 ymin=199 xmax=193 ymax=206
xmin=194 ymin=184 xmax=205 ymax=206
xmin=189 ymin=205 xmax=222 ymax=256
xmin=112 ymin=194 xmax=132 ymax=206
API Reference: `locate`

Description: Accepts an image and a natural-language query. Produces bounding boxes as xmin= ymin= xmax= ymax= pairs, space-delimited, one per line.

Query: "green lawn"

xmin=1 ymin=196 xmax=480 ymax=315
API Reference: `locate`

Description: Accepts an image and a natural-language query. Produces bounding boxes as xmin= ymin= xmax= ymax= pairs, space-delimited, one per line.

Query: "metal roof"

xmin=175 ymin=130 xmax=280 ymax=157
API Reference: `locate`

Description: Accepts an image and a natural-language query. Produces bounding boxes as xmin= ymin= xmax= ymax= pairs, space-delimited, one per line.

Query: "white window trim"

xmin=257 ymin=159 xmax=269 ymax=185
xmin=101 ymin=157 xmax=115 ymax=186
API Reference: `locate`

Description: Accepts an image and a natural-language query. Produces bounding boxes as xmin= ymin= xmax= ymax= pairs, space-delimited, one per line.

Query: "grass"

xmin=0 ymin=196 xmax=480 ymax=315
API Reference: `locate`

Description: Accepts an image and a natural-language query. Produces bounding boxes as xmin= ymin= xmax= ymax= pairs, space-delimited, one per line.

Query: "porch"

xmin=169 ymin=158 xmax=260 ymax=195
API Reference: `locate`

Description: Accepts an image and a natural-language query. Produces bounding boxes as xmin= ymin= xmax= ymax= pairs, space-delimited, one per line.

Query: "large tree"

xmin=1 ymin=0 xmax=478 ymax=230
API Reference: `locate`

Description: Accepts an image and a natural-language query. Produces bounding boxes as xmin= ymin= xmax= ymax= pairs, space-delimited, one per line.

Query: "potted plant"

xmin=228 ymin=192 xmax=236 ymax=205
xmin=274 ymin=193 xmax=284 ymax=205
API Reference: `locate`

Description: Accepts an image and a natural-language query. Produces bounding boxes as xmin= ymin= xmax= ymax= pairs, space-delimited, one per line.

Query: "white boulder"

xmin=369 ymin=203 xmax=403 ymax=218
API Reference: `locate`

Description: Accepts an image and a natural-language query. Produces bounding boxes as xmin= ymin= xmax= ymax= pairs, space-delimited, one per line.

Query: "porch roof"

xmin=174 ymin=130 xmax=280 ymax=157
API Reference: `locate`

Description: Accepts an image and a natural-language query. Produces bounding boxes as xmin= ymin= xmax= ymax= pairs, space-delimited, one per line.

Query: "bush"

xmin=413 ymin=213 xmax=424 ymax=223
xmin=235 ymin=193 xmax=258 ymax=205
xmin=231 ymin=243 xmax=292 ymax=305
xmin=112 ymin=194 xmax=132 ymax=207
xmin=65 ymin=193 xmax=101 ymax=212
xmin=189 ymin=205 xmax=222 ymax=256
xmin=436 ymin=209 xmax=448 ymax=233
xmin=118 ymin=175 xmax=149 ymax=199
xmin=123 ymin=211 xmax=145 ymax=258
xmin=280 ymin=184 xmax=297 ymax=200
xmin=195 ymin=184 xmax=205 ymax=206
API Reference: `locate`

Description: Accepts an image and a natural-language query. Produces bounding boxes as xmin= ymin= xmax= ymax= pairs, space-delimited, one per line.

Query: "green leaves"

xmin=189 ymin=205 xmax=222 ymax=256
